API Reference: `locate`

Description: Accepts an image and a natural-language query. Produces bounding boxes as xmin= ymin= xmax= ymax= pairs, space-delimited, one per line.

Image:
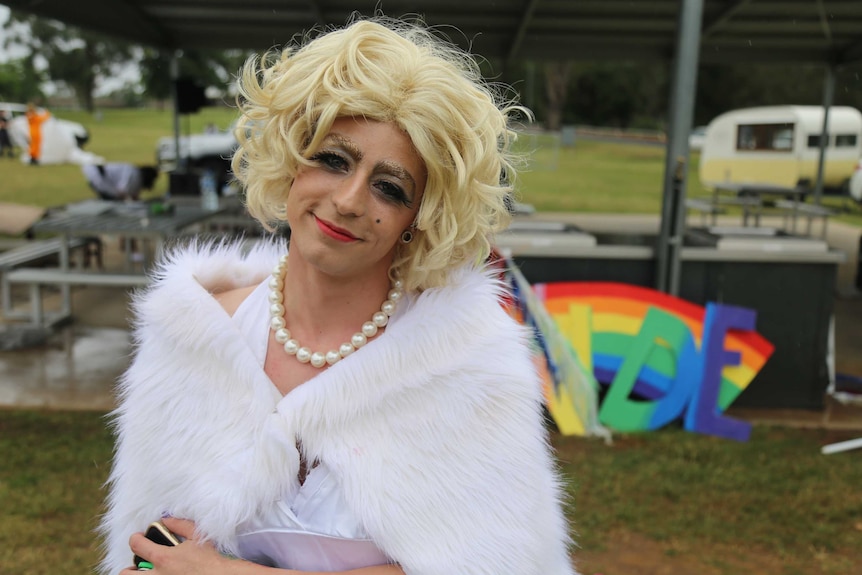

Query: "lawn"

xmin=0 ymin=409 xmax=859 ymax=575
xmin=0 ymin=107 xmax=238 ymax=208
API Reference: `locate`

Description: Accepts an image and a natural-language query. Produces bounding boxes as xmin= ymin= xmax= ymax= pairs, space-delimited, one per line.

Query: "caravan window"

xmin=737 ymin=123 xmax=794 ymax=151
xmin=835 ymin=134 xmax=858 ymax=148
xmin=807 ymin=134 xmax=858 ymax=148
xmin=807 ymin=134 xmax=829 ymax=148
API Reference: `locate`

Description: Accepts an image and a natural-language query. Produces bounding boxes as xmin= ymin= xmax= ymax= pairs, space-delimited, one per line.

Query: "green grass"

xmin=1 ymin=409 xmax=859 ymax=575
xmin=1 ymin=107 xmax=239 ymax=208
xmin=515 ymin=135 xmax=676 ymax=213
xmin=2 ymin=108 xmax=860 ymax=228
xmin=0 ymin=410 xmax=114 ymax=574
xmin=560 ymin=426 xmax=862 ymax=574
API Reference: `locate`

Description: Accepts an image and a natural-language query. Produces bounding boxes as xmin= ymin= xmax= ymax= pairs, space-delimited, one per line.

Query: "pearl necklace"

xmin=268 ymin=255 xmax=403 ymax=368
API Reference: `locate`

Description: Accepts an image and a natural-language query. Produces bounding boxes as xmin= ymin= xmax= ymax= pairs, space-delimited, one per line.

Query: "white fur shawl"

xmin=98 ymin=240 xmax=577 ymax=575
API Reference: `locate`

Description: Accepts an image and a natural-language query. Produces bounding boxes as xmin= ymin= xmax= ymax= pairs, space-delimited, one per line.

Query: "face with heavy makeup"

xmin=285 ymin=117 xmax=426 ymax=281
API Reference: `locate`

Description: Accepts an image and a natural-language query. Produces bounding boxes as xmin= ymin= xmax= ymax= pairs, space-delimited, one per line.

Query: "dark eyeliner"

xmin=377 ymin=181 xmax=412 ymax=207
xmin=310 ymin=150 xmax=347 ymax=171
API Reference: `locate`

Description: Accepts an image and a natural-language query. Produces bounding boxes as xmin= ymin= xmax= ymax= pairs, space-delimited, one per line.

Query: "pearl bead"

xmin=268 ymin=256 xmax=401 ymax=369
xmin=351 ymin=332 xmax=367 ymax=348
xmin=296 ymin=347 xmax=312 ymax=363
xmin=310 ymin=352 xmax=326 ymax=368
xmin=362 ymin=321 xmax=378 ymax=338
xmin=284 ymin=339 xmax=300 ymax=355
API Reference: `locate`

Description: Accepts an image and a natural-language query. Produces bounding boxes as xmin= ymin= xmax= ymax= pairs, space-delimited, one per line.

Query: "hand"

xmin=122 ymin=517 xmax=234 ymax=575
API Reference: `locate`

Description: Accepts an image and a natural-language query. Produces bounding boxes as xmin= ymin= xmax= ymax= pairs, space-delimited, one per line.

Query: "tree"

xmin=50 ymin=33 xmax=134 ymax=112
xmin=0 ymin=58 xmax=46 ymax=103
xmin=543 ymin=62 xmax=572 ymax=131
xmin=139 ymin=49 xmax=174 ymax=107
xmin=568 ymin=62 xmax=668 ymax=129
xmin=2 ymin=10 xmax=134 ymax=112
xmin=140 ymin=47 xmax=253 ymax=109
xmin=696 ymin=62 xmax=862 ymax=125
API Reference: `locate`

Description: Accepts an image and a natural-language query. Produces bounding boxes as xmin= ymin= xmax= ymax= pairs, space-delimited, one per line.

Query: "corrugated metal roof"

xmin=2 ymin=0 xmax=861 ymax=65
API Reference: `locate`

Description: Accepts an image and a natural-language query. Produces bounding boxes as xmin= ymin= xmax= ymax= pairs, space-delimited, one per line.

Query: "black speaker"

xmin=857 ymin=233 xmax=862 ymax=290
xmin=176 ymin=77 xmax=208 ymax=114
xmin=169 ymin=171 xmax=200 ymax=196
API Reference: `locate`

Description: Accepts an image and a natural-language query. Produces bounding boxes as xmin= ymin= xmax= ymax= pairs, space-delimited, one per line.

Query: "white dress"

xmin=231 ymin=279 xmax=391 ymax=571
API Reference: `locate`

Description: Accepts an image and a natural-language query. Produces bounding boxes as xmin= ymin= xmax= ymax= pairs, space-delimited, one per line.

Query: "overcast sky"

xmin=0 ymin=6 xmax=20 ymax=61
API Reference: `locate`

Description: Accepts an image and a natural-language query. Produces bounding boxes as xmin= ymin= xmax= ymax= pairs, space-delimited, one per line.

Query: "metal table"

xmin=24 ymin=200 xmax=224 ymax=323
xmin=34 ymin=201 xmax=223 ymax=262
xmin=35 ymin=201 xmax=221 ymax=242
xmin=709 ymin=183 xmax=809 ymax=231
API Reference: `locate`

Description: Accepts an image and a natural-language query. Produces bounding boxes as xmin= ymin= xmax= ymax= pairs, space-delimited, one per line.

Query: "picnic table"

xmin=687 ymin=183 xmax=836 ymax=237
xmin=4 ymin=199 xmax=225 ymax=326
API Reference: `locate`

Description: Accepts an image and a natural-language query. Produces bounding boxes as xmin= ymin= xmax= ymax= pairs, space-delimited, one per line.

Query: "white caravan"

xmin=698 ymin=105 xmax=862 ymax=194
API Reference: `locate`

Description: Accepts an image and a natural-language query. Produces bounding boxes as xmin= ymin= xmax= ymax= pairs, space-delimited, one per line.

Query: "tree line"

xmin=1 ymin=11 xmax=247 ymax=111
xmin=3 ymin=10 xmax=861 ymax=131
xmin=523 ymin=60 xmax=862 ymax=131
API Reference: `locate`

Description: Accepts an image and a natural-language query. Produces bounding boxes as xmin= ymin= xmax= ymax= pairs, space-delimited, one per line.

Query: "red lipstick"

xmin=315 ymin=216 xmax=359 ymax=242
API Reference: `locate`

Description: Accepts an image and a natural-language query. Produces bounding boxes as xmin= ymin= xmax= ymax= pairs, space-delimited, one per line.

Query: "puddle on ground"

xmin=0 ymin=325 xmax=130 ymax=410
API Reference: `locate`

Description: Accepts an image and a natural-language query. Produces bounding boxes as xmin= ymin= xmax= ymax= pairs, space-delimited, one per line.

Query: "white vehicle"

xmin=688 ymin=125 xmax=707 ymax=151
xmin=156 ymin=124 xmax=238 ymax=186
xmin=699 ymin=105 xmax=862 ymax=194
xmin=850 ymin=159 xmax=862 ymax=203
xmin=1 ymin=102 xmax=99 ymax=165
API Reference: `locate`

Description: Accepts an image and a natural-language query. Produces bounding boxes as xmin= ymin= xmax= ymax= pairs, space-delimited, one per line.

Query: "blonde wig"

xmin=232 ymin=16 xmax=529 ymax=291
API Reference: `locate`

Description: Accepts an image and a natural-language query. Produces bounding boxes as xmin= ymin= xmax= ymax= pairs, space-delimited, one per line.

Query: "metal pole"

xmin=59 ymin=233 xmax=70 ymax=318
xmin=656 ymin=57 xmax=679 ymax=294
xmin=171 ymin=51 xmax=182 ymax=188
xmin=813 ymin=65 xmax=835 ymax=206
xmin=656 ymin=0 xmax=705 ymax=295
xmin=822 ymin=436 xmax=862 ymax=455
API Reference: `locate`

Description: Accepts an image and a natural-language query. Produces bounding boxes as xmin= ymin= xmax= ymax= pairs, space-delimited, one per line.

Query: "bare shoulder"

xmin=214 ymin=284 xmax=258 ymax=318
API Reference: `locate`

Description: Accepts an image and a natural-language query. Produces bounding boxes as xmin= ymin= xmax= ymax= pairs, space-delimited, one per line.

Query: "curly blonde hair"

xmin=231 ymin=16 xmax=529 ymax=291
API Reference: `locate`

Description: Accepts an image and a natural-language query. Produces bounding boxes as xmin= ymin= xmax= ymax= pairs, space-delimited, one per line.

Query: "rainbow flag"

xmin=505 ymin=261 xmax=611 ymax=441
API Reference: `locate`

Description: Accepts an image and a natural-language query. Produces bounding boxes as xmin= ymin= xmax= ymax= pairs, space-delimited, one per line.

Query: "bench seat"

xmin=0 ymin=236 xmax=99 ymax=270
xmin=3 ymin=267 xmax=148 ymax=326
xmin=773 ymin=200 xmax=837 ymax=237
xmin=686 ymin=197 xmax=726 ymax=225
xmin=773 ymin=199 xmax=837 ymax=216
xmin=5 ymin=268 xmax=149 ymax=287
xmin=1 ymin=237 xmax=104 ymax=321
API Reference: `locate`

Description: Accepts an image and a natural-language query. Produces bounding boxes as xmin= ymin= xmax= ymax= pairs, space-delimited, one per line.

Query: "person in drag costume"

xmin=99 ymin=16 xmax=579 ymax=575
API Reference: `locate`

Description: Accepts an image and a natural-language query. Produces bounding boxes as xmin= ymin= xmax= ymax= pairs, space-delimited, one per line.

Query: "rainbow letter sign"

xmin=534 ymin=282 xmax=774 ymax=441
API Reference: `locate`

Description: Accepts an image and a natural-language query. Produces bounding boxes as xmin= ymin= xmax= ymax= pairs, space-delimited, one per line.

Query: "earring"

xmin=400 ymin=229 xmax=414 ymax=244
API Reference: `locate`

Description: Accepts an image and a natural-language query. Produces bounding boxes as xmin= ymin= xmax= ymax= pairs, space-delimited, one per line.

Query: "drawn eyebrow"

xmin=377 ymin=160 xmax=416 ymax=192
xmin=322 ymin=133 xmax=418 ymax=194
xmin=323 ymin=134 xmax=362 ymax=161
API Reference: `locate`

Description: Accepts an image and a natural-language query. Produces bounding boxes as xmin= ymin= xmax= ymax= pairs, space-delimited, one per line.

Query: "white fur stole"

xmin=98 ymin=239 xmax=577 ymax=575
